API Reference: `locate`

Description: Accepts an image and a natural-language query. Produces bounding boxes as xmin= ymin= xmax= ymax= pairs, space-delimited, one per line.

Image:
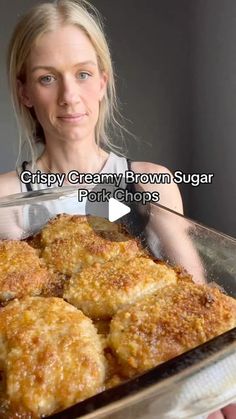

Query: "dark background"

xmin=0 ymin=0 xmax=236 ymax=237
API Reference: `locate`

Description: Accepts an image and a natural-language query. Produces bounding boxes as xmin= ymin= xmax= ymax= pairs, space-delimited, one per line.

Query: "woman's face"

xmin=19 ymin=25 xmax=107 ymax=145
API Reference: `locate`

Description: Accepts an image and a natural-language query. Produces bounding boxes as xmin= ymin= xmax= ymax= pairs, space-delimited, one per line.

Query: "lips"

xmin=58 ymin=113 xmax=87 ymax=118
xmin=57 ymin=113 xmax=87 ymax=123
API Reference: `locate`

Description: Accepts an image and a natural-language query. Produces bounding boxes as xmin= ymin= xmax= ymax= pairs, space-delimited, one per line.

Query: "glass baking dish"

xmin=0 ymin=186 xmax=235 ymax=419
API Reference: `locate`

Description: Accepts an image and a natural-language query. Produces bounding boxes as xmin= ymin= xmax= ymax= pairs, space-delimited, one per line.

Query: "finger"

xmin=222 ymin=403 xmax=236 ymax=419
xmin=207 ymin=410 xmax=225 ymax=419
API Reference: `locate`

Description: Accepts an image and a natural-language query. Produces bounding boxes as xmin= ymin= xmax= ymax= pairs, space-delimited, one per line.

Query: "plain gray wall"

xmin=0 ymin=0 xmax=235 ymax=237
xmin=0 ymin=0 xmax=37 ymax=170
xmin=190 ymin=0 xmax=236 ymax=236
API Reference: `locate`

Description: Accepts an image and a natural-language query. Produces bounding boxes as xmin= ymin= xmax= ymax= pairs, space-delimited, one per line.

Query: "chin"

xmin=58 ymin=127 xmax=94 ymax=143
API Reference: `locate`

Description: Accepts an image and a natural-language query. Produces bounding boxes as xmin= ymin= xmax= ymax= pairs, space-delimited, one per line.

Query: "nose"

xmin=58 ymin=75 xmax=81 ymax=107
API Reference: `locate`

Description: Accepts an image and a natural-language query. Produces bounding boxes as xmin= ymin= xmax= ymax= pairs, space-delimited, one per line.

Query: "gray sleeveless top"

xmin=16 ymin=152 xmax=160 ymax=255
xmin=17 ymin=152 xmax=132 ymax=233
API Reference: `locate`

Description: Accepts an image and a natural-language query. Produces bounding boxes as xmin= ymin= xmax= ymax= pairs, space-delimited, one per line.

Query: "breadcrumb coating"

xmin=0 ymin=241 xmax=52 ymax=302
xmin=40 ymin=214 xmax=126 ymax=246
xmin=64 ymin=257 xmax=177 ymax=319
xmin=2 ymin=214 xmax=236 ymax=417
xmin=38 ymin=215 xmax=143 ymax=275
xmin=109 ymin=282 xmax=236 ymax=377
xmin=0 ymin=297 xmax=106 ymax=417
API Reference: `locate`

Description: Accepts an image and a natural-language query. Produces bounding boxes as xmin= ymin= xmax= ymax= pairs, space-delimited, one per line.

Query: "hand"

xmin=207 ymin=404 xmax=236 ymax=419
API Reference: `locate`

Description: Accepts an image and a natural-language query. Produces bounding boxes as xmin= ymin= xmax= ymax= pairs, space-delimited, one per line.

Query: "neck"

xmin=37 ymin=141 xmax=109 ymax=174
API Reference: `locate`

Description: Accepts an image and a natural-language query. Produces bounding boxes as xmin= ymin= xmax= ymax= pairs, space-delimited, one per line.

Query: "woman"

xmin=0 ymin=0 xmax=182 ymax=210
xmin=0 ymin=0 xmax=209 ymax=283
xmin=0 ymin=0 xmax=189 ymax=256
xmin=0 ymin=1 xmax=234 ymax=417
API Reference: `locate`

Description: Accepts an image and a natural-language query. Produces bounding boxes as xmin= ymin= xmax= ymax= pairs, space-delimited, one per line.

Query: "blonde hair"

xmin=7 ymin=0 xmax=127 ymax=167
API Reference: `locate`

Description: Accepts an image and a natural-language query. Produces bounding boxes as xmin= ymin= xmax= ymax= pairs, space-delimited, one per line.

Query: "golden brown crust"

xmin=40 ymin=214 xmax=123 ymax=246
xmin=108 ymin=282 xmax=236 ymax=377
xmin=103 ymin=348 xmax=126 ymax=390
xmin=0 ymin=297 xmax=106 ymax=417
xmin=0 ymin=241 xmax=53 ymax=302
xmin=64 ymin=257 xmax=177 ymax=319
xmin=0 ymin=398 xmax=36 ymax=418
xmin=1 ymin=214 xmax=236 ymax=416
xmin=37 ymin=215 xmax=143 ymax=275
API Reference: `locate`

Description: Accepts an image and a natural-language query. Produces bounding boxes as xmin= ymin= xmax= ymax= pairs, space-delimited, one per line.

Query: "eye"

xmin=39 ymin=75 xmax=56 ymax=85
xmin=78 ymin=72 xmax=91 ymax=80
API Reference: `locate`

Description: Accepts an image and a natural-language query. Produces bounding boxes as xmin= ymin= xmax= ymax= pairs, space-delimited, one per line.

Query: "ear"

xmin=17 ymin=79 xmax=33 ymax=108
xmin=99 ymin=72 xmax=108 ymax=102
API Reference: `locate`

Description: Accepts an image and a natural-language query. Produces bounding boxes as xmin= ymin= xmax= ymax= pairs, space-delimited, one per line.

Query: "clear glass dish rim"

xmin=0 ymin=186 xmax=235 ymax=241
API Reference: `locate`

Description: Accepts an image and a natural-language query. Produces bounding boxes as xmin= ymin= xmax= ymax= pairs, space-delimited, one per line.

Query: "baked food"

xmin=1 ymin=213 xmax=235 ymax=417
xmin=0 ymin=240 xmax=53 ymax=302
xmin=108 ymin=282 xmax=236 ymax=377
xmin=64 ymin=257 xmax=178 ymax=319
xmin=0 ymin=297 xmax=106 ymax=417
xmin=40 ymin=213 xmax=121 ymax=243
xmin=35 ymin=214 xmax=143 ymax=275
xmin=32 ymin=214 xmax=132 ymax=248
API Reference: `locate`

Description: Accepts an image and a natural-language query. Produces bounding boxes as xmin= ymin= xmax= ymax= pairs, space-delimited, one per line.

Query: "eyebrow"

xmin=31 ymin=60 xmax=97 ymax=73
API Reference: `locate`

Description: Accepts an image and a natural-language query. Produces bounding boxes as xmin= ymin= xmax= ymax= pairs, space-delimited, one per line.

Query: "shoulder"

xmin=0 ymin=171 xmax=21 ymax=198
xmin=130 ymin=161 xmax=183 ymax=214
xmin=130 ymin=161 xmax=171 ymax=175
